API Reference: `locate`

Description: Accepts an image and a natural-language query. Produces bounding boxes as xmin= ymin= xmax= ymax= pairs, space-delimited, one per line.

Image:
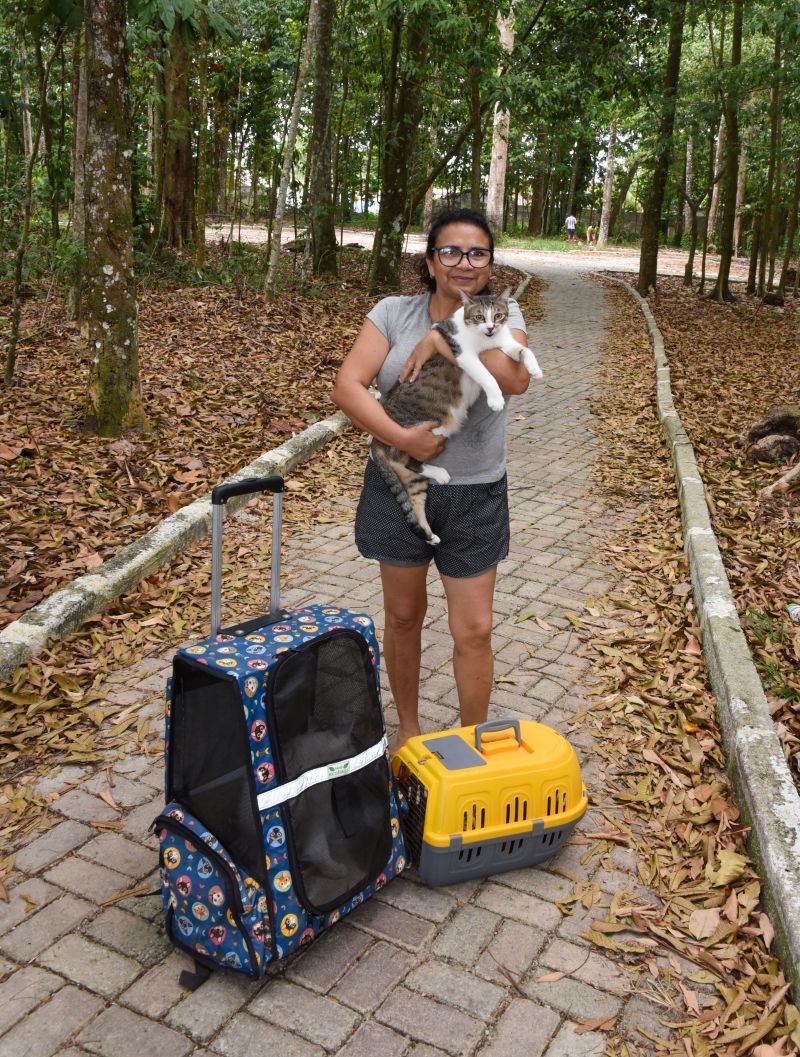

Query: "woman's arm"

xmin=480 ymin=328 xmax=532 ymax=395
xmin=331 ymin=319 xmax=446 ymax=462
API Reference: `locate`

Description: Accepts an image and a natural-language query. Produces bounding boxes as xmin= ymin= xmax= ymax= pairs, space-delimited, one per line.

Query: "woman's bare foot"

xmin=391 ymin=725 xmax=421 ymax=754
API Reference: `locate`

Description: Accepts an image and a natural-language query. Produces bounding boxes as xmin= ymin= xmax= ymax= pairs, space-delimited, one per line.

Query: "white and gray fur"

xmin=371 ymin=288 xmax=543 ymax=545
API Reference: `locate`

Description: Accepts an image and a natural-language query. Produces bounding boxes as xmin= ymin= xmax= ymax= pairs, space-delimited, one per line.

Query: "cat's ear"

xmin=458 ymin=289 xmax=474 ymax=306
xmin=500 ymin=286 xmax=513 ymax=302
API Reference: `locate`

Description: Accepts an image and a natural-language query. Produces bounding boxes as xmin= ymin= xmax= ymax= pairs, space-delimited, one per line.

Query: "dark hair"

xmin=417 ymin=207 xmax=495 ymax=292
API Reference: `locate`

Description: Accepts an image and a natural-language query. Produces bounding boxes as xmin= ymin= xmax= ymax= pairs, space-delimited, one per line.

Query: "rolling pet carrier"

xmin=154 ymin=476 xmax=406 ymax=982
xmin=392 ymin=718 xmax=586 ymax=886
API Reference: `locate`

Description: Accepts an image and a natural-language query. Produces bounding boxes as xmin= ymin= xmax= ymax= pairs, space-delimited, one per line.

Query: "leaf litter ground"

xmin=567 ymin=277 xmax=799 ymax=1056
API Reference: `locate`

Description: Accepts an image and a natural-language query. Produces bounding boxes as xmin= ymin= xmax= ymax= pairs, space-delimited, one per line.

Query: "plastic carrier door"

xmin=168 ymin=659 xmax=267 ymax=887
xmin=266 ymin=629 xmax=392 ymax=915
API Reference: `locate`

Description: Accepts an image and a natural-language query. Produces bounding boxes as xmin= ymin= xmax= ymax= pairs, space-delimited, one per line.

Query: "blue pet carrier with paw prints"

xmin=154 ymin=476 xmax=406 ymax=984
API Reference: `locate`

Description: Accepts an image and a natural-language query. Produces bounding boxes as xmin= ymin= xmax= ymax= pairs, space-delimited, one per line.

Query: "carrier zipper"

xmin=155 ymin=814 xmax=262 ymax=973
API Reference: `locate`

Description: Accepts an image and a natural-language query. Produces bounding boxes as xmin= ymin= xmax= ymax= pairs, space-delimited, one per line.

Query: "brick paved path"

xmin=0 ymin=266 xmax=669 ymax=1056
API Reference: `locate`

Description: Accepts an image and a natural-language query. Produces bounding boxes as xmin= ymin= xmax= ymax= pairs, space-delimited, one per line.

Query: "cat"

xmin=371 ymin=287 xmax=542 ymax=545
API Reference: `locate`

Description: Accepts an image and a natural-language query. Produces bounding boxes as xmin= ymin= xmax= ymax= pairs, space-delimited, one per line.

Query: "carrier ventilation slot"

xmin=500 ymin=838 xmax=525 ymax=855
xmin=545 ymin=789 xmax=568 ymax=817
xmin=504 ymin=796 xmax=529 ymax=824
xmin=541 ymin=829 xmax=565 ymax=847
xmin=457 ymin=845 xmax=483 ymax=863
xmin=400 ymin=773 xmax=427 ymax=866
xmin=461 ymin=802 xmax=487 ymax=832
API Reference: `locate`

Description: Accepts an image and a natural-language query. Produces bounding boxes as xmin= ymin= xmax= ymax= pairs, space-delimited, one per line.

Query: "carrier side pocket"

xmin=155 ymin=804 xmax=271 ymax=977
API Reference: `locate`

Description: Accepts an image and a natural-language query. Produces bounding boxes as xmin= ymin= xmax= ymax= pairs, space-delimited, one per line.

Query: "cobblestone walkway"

xmin=1 ymin=266 xmax=668 ymax=1057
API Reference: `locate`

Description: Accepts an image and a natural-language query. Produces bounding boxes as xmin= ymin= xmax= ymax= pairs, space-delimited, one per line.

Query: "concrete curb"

xmin=610 ymin=276 xmax=800 ymax=994
xmin=0 ymin=412 xmax=352 ymax=683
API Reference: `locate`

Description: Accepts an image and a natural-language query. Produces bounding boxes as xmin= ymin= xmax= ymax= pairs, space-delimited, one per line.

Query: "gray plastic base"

xmin=415 ymin=817 xmax=581 ymax=886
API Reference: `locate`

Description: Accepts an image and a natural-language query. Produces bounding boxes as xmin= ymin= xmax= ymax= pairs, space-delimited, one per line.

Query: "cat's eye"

xmin=435 ymin=246 xmax=492 ymax=267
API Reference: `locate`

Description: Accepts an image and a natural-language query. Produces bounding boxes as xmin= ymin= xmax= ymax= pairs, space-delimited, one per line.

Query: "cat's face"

xmin=461 ymin=288 xmax=511 ymax=337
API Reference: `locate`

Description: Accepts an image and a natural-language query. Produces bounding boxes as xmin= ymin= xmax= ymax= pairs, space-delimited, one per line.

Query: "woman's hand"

xmin=402 ymin=421 xmax=446 ymax=462
xmin=398 ymin=329 xmax=455 ymax=383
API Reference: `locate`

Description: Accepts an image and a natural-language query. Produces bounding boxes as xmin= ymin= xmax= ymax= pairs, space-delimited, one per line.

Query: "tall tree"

xmin=308 ymin=0 xmax=337 ymax=276
xmin=84 ymin=0 xmax=146 ymax=435
xmin=369 ymin=7 xmax=427 ymax=290
xmin=638 ymin=0 xmax=687 ymax=296
xmin=597 ymin=115 xmax=617 ymax=247
xmin=485 ymin=6 xmax=515 ymax=231
xmin=162 ymin=16 xmax=193 ymax=247
xmin=264 ymin=0 xmax=318 ymax=296
xmin=709 ymin=0 xmax=742 ymax=303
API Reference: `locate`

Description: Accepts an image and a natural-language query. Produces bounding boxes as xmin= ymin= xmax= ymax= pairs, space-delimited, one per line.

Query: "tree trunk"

xmin=17 ymin=33 xmax=33 ymax=164
xmin=265 ymin=0 xmax=318 ymax=295
xmin=637 ymin=0 xmax=686 ymax=296
xmin=766 ymin=115 xmax=783 ymax=291
xmin=469 ymin=65 xmax=482 ymax=209
xmin=194 ymin=36 xmax=209 ymax=267
xmin=68 ymin=27 xmax=88 ymax=322
xmin=683 ymin=133 xmax=693 ymax=233
xmin=597 ymin=117 xmax=617 ymax=247
xmin=758 ymin=29 xmax=781 ymax=296
xmin=83 ymin=0 xmax=144 ymax=435
xmin=4 ymin=32 xmax=65 ymax=384
xmin=777 ymin=154 xmax=800 ymax=299
xmin=733 ymin=132 xmax=747 ymax=255
xmin=163 ymin=17 xmax=193 ymax=248
xmin=527 ymin=128 xmax=547 ymax=236
xmin=422 ymin=67 xmax=440 ymax=229
xmin=706 ymin=120 xmax=725 ymax=243
xmin=710 ymin=0 xmax=742 ymax=303
xmin=369 ymin=10 xmax=427 ymax=291
xmin=308 ymin=0 xmax=337 ymax=276
xmin=747 ymin=212 xmax=761 ymax=294
xmin=152 ymin=64 xmax=164 ymax=234
xmin=33 ymin=39 xmax=59 ymax=240
xmin=608 ymin=156 xmax=639 ymax=237
xmin=485 ymin=7 xmax=514 ymax=231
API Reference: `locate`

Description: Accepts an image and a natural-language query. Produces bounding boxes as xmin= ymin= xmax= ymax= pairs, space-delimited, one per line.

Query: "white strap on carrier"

xmin=256 ymin=735 xmax=389 ymax=812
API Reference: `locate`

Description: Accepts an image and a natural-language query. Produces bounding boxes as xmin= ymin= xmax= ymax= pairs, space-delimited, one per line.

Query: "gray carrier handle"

xmin=210 ymin=475 xmax=284 ymax=638
xmin=474 ymin=718 xmax=522 ymax=752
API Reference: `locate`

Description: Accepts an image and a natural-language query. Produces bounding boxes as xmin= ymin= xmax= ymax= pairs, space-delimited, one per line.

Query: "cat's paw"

xmin=428 ymin=533 xmax=441 ymax=546
xmin=431 ymin=426 xmax=448 ymax=437
xmin=487 ymin=394 xmax=505 ymax=412
xmin=422 ymin=465 xmax=451 ymax=484
xmin=522 ymin=350 xmax=543 ymax=378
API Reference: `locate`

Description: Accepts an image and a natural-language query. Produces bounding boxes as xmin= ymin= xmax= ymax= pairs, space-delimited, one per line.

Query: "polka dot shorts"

xmin=354 ymin=460 xmax=510 ymax=579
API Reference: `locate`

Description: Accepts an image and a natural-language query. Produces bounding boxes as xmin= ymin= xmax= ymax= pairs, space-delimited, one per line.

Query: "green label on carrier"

xmin=327 ymin=761 xmax=351 ymax=778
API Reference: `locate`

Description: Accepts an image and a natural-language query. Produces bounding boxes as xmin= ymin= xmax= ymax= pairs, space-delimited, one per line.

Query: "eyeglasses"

xmin=434 ymin=245 xmax=492 ymax=268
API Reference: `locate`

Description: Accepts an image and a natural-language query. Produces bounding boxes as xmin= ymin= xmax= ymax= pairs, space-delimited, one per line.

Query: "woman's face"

xmin=427 ymin=222 xmax=492 ymax=301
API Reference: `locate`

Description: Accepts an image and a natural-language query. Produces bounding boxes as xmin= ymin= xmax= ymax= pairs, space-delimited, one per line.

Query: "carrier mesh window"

xmin=169 ymin=659 xmax=266 ymax=885
xmin=268 ymin=631 xmax=390 ymax=914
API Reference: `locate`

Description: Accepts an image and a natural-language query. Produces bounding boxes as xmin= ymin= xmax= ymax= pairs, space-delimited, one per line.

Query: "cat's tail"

xmin=370 ymin=443 xmax=439 ymax=545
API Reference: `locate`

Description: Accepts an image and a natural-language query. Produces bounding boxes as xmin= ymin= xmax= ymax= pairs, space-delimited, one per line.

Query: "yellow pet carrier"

xmin=392 ymin=718 xmax=587 ymax=885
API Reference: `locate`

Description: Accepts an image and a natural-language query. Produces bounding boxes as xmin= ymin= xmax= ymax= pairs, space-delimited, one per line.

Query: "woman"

xmin=331 ymin=208 xmax=531 ymax=749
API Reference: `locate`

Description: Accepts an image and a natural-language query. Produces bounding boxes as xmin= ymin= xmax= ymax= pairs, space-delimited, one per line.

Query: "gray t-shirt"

xmin=366 ymin=293 xmax=527 ymax=485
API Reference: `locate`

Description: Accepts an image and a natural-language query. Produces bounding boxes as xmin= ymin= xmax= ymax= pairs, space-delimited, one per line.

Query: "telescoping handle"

xmin=210 ymin=475 xmax=284 ymax=638
xmin=474 ymin=719 xmax=522 ymax=753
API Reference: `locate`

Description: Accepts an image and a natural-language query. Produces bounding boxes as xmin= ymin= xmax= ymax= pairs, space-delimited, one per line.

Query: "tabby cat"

xmin=371 ymin=288 xmax=542 ymax=545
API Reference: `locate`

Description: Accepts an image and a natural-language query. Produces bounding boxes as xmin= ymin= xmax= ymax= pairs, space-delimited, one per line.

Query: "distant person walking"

xmin=565 ymin=214 xmax=577 ymax=243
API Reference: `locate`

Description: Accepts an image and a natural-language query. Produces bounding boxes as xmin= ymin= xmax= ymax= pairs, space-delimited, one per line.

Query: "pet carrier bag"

xmin=154 ymin=475 xmax=406 ymax=982
xmin=392 ymin=718 xmax=586 ymax=885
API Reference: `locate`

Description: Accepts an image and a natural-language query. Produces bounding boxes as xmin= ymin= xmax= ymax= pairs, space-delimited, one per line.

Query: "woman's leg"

xmin=380 ymin=563 xmax=429 ymax=749
xmin=441 ymin=566 xmax=497 ymax=727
